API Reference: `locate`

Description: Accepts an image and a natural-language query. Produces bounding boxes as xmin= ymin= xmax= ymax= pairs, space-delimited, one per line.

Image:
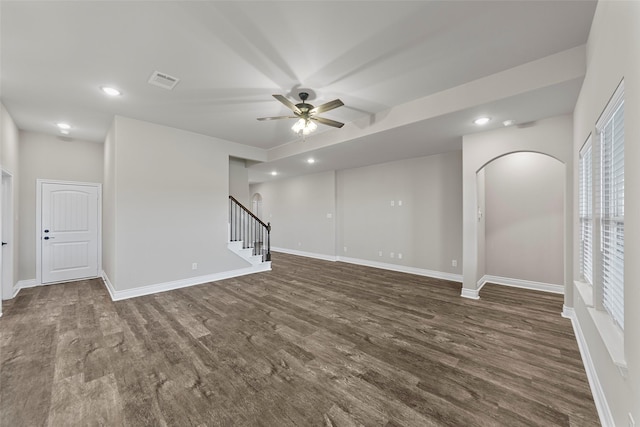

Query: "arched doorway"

xmin=251 ymin=193 xmax=263 ymax=219
xmin=461 ymin=115 xmax=573 ymax=308
xmin=478 ymin=152 xmax=565 ymax=291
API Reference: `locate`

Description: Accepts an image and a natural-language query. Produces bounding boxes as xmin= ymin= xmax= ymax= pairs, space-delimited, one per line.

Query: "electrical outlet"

xmin=398 ymin=253 xmax=403 ymax=259
xmin=390 ymin=252 xmax=395 ymax=258
xmin=192 ymin=262 xmax=198 ymax=270
xmin=390 ymin=200 xmax=395 ymax=207
xmin=378 ymin=251 xmax=383 ymax=257
xmin=452 ymin=260 xmax=457 ymax=267
xmin=326 ymin=213 xmax=333 ymax=219
xmin=343 ymin=246 xmax=347 ymax=252
xmin=398 ymin=200 xmax=403 ymax=206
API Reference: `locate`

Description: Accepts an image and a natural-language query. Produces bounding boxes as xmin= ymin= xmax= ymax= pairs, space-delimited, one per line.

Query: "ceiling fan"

xmin=257 ymin=92 xmax=344 ymax=135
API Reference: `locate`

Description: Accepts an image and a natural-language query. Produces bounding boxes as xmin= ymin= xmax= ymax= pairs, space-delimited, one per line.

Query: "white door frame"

xmin=36 ymin=179 xmax=102 ymax=285
xmin=1 ymin=170 xmax=14 ymax=302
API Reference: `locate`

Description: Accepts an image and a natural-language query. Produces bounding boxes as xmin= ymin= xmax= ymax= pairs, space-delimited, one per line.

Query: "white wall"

xmin=337 ymin=151 xmax=462 ymax=275
xmin=250 ymin=170 xmax=337 ymax=258
xmin=102 ymin=121 xmax=116 ymax=287
xmin=0 ymin=104 xmax=20 ymax=300
xmin=18 ymin=131 xmax=103 ymax=282
xmin=476 ymin=168 xmax=486 ymax=282
xmin=484 ymin=152 xmax=564 ymax=285
xmin=250 ymin=151 xmax=463 ymax=277
xmin=462 ymin=115 xmax=573 ymax=300
xmin=572 ymin=1 xmax=640 ymax=424
xmin=229 ymin=157 xmax=249 ymax=207
xmin=107 ymin=116 xmax=265 ymax=291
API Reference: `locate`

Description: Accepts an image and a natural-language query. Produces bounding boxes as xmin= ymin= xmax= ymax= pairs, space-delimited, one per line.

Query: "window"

xmin=579 ymin=137 xmax=593 ymax=284
xmin=597 ymin=81 xmax=624 ymax=329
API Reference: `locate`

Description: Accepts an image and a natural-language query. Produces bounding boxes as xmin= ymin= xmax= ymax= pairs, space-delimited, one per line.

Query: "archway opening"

xmin=251 ymin=193 xmax=263 ymax=219
xmin=477 ymin=152 xmax=565 ymax=293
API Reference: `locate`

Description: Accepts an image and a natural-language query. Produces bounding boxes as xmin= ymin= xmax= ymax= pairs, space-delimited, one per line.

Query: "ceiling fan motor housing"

xmin=296 ymin=92 xmax=312 ymax=114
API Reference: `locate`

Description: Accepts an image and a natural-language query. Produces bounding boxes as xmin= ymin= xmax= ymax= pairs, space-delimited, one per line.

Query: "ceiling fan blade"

xmin=311 ymin=116 xmax=344 ymax=128
xmin=273 ymin=94 xmax=301 ymax=114
xmin=257 ymin=115 xmax=297 ymax=121
xmin=310 ymin=99 xmax=344 ymax=115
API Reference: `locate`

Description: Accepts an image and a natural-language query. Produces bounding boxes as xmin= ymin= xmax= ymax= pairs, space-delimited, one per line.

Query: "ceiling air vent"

xmin=147 ymin=70 xmax=180 ymax=90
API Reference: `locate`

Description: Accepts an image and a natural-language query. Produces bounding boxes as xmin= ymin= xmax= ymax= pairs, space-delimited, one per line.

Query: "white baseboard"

xmin=12 ymin=279 xmax=38 ymax=298
xmin=336 ymin=256 xmax=463 ymax=283
xmin=100 ymin=263 xmax=272 ymax=301
xmin=563 ymin=307 xmax=615 ymax=427
xmin=460 ymin=288 xmax=480 ymax=300
xmin=478 ymin=274 xmax=564 ymax=294
xmin=100 ymin=271 xmax=117 ymax=301
xmin=272 ymin=247 xmax=338 ymax=262
xmin=16 ymin=279 xmax=38 ymax=289
xmin=14 ymin=276 xmax=123 ymax=299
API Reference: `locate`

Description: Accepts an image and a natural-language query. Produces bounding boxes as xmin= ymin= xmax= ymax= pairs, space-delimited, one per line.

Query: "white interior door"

xmin=41 ymin=182 xmax=99 ymax=284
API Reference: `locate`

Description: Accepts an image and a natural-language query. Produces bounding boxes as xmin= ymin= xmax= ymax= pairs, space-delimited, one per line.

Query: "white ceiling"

xmin=249 ymin=77 xmax=585 ymax=182
xmin=1 ymin=1 xmax=596 ymax=181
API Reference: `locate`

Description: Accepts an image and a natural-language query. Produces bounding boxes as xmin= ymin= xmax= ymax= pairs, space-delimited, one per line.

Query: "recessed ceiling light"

xmin=307 ymin=158 xmax=315 ymax=164
xmin=56 ymin=122 xmax=71 ymax=130
xmin=100 ymin=86 xmax=121 ymax=96
xmin=473 ymin=117 xmax=491 ymax=125
xmin=270 ymin=171 xmax=278 ymax=176
xmin=503 ymin=119 xmax=516 ymax=127
xmin=60 ymin=129 xmax=70 ymax=135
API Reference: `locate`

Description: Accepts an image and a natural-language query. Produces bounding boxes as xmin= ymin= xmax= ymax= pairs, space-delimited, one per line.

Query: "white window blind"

xmin=579 ymin=138 xmax=593 ymax=284
xmin=598 ymin=86 xmax=624 ymax=329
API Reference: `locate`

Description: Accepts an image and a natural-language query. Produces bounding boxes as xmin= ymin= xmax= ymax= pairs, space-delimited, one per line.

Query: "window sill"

xmin=574 ymin=280 xmax=593 ymax=306
xmin=574 ymin=280 xmax=628 ymax=377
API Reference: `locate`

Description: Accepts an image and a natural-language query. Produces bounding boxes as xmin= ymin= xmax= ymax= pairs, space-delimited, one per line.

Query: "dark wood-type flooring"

xmin=1 ymin=253 xmax=599 ymax=426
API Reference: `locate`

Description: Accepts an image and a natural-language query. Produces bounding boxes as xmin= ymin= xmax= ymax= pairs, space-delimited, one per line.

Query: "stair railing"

xmin=229 ymin=195 xmax=271 ymax=262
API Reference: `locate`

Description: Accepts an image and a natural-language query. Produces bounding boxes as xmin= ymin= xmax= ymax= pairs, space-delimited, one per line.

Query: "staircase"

xmin=228 ymin=196 xmax=271 ymax=268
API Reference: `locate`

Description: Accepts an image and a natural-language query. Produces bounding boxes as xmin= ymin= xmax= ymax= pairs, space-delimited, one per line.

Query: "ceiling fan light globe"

xmin=291 ymin=118 xmax=306 ymax=134
xmin=304 ymin=120 xmax=317 ymax=134
xmin=291 ymin=118 xmax=317 ymax=135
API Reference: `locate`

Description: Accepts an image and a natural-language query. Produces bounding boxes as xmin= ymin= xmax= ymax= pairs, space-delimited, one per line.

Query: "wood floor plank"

xmin=47 ymin=373 xmax=125 ymax=427
xmin=0 ymin=253 xmax=599 ymax=426
xmin=1 ymin=322 xmax=58 ymax=426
